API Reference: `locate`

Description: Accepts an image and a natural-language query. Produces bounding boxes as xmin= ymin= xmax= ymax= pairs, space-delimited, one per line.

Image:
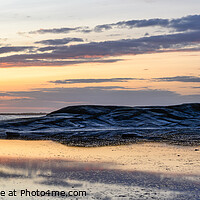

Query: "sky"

xmin=0 ymin=0 xmax=200 ymax=112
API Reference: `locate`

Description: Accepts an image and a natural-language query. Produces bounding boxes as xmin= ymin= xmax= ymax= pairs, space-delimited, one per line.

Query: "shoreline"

xmin=0 ymin=139 xmax=199 ymax=199
xmin=0 ymin=139 xmax=199 ymax=175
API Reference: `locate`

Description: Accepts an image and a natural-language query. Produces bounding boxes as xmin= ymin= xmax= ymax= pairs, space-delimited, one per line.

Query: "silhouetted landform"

xmin=0 ymin=103 xmax=199 ymax=146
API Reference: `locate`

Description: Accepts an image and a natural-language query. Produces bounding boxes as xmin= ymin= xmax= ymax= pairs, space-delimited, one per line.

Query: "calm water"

xmin=0 ymin=157 xmax=199 ymax=200
xmin=0 ymin=115 xmax=45 ymax=121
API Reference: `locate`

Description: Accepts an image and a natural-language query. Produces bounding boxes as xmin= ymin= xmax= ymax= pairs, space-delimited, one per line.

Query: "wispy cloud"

xmin=50 ymin=78 xmax=140 ymax=84
xmin=35 ymin=37 xmax=84 ymax=45
xmin=29 ymin=27 xmax=91 ymax=34
xmin=153 ymin=76 xmax=200 ymax=82
xmin=0 ymin=57 xmax=123 ymax=67
xmin=28 ymin=15 xmax=200 ymax=34
xmin=29 ymin=27 xmax=77 ymax=34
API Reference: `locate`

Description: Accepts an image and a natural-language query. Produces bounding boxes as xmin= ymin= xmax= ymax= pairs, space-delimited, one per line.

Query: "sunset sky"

xmin=0 ymin=0 xmax=200 ymax=112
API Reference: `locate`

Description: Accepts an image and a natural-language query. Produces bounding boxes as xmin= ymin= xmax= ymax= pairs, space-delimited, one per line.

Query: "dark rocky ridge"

xmin=0 ymin=103 xmax=199 ymax=146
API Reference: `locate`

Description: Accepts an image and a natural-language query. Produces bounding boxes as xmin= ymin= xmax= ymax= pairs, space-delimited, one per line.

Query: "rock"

xmin=6 ymin=132 xmax=20 ymax=139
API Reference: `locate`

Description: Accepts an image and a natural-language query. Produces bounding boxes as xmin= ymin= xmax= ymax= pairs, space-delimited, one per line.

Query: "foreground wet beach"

xmin=0 ymin=140 xmax=199 ymax=199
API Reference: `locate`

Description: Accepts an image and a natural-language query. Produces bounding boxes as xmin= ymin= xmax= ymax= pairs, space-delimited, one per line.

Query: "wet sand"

xmin=0 ymin=140 xmax=199 ymax=199
xmin=0 ymin=140 xmax=199 ymax=174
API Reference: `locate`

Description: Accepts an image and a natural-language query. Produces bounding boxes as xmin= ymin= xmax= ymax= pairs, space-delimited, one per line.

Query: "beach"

xmin=0 ymin=140 xmax=199 ymax=174
xmin=0 ymin=140 xmax=199 ymax=199
xmin=1 ymin=0 xmax=200 ymax=198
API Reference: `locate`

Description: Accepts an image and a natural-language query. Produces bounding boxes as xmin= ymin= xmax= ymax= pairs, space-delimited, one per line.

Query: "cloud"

xmin=50 ymin=78 xmax=139 ymax=84
xmin=154 ymin=76 xmax=200 ymax=82
xmin=35 ymin=37 xmax=84 ymax=45
xmin=169 ymin=15 xmax=200 ymax=32
xmin=3 ymin=87 xmax=181 ymax=107
xmin=3 ymin=87 xmax=200 ymax=112
xmin=82 ymin=86 xmax=129 ymax=89
xmin=29 ymin=27 xmax=91 ymax=34
xmin=0 ymin=96 xmax=31 ymax=101
xmin=28 ymin=15 xmax=200 ymax=34
xmin=35 ymin=31 xmax=200 ymax=58
xmin=94 ymin=15 xmax=200 ymax=32
xmin=0 ymin=29 xmax=199 ymax=67
xmin=94 ymin=19 xmax=168 ymax=32
xmin=94 ymin=24 xmax=113 ymax=32
xmin=0 ymin=93 xmax=11 ymax=96
xmin=29 ymin=27 xmax=78 ymax=34
xmin=0 ymin=46 xmax=34 ymax=54
xmin=0 ymin=56 xmax=123 ymax=67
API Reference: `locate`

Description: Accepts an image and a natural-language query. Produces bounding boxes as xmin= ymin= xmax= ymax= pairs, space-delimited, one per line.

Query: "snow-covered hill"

xmin=0 ymin=103 xmax=199 ymax=146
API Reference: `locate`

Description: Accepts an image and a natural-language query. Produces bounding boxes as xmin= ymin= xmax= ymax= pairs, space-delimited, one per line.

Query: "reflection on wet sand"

xmin=0 ymin=157 xmax=199 ymax=200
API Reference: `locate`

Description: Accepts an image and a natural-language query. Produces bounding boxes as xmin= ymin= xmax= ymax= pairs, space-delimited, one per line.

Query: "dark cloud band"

xmin=29 ymin=27 xmax=91 ymax=34
xmin=0 ymin=46 xmax=34 ymax=54
xmin=0 ymin=30 xmax=199 ymax=67
xmin=154 ymin=76 xmax=200 ymax=82
xmin=0 ymin=14 xmax=199 ymax=68
xmin=35 ymin=38 xmax=84 ymax=45
xmin=95 ymin=15 xmax=200 ymax=32
xmin=3 ymin=87 xmax=200 ymax=110
xmin=29 ymin=15 xmax=200 ymax=34
xmin=50 ymin=78 xmax=138 ymax=84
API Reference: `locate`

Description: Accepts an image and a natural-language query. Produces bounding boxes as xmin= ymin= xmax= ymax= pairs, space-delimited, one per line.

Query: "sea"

xmin=0 ymin=114 xmax=45 ymax=121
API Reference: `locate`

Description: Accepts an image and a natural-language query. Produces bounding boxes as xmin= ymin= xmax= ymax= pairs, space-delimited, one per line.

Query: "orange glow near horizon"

xmin=0 ymin=52 xmax=199 ymax=95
